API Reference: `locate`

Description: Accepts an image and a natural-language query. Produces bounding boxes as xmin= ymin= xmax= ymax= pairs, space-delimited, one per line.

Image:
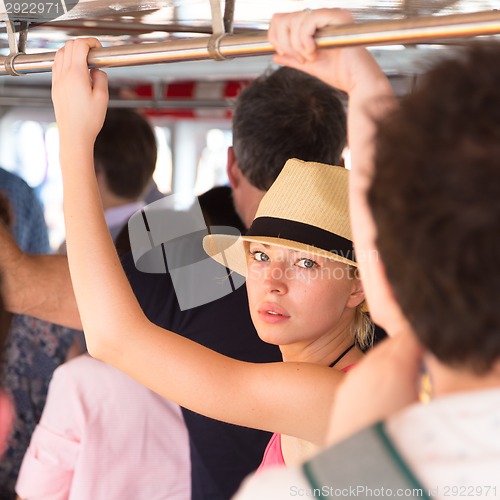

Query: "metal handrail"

xmin=1 ymin=9 xmax=500 ymax=76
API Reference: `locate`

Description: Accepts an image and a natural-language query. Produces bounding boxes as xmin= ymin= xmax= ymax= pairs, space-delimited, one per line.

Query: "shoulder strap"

xmin=302 ymin=422 xmax=431 ymax=499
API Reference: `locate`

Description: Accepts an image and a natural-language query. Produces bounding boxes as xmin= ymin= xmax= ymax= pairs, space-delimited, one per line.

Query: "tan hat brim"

xmin=203 ymin=233 xmax=357 ymax=277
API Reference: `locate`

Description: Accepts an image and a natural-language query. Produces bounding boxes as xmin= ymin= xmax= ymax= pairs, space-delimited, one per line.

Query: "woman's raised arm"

xmin=268 ymin=7 xmax=397 ymax=327
xmin=51 ymin=37 xmax=344 ymax=445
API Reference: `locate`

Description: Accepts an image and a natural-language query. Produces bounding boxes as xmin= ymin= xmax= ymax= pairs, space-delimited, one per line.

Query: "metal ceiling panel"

xmin=0 ymin=0 xmax=499 ymax=94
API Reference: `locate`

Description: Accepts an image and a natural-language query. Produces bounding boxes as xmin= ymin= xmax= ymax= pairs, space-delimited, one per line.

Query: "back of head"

xmin=94 ymin=108 xmax=157 ymax=200
xmin=232 ymin=67 xmax=347 ymax=190
xmin=368 ymin=44 xmax=500 ymax=374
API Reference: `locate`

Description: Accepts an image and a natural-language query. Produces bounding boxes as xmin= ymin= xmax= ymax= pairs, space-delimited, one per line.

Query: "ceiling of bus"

xmin=0 ymin=0 xmax=499 ymax=99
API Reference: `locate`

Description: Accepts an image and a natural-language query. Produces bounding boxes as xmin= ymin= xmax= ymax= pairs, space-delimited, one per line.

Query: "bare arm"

xmin=268 ymin=8 xmax=412 ymax=443
xmin=268 ymin=8 xmax=397 ymax=321
xmin=51 ymin=38 xmax=344 ymax=444
xmin=326 ymin=333 xmax=423 ymax=444
xmin=0 ymin=223 xmax=82 ymax=329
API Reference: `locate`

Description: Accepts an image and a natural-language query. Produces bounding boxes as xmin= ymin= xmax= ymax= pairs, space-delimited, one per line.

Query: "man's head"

xmin=228 ymin=67 xmax=347 ymax=227
xmin=368 ymin=45 xmax=500 ymax=374
xmin=94 ymin=108 xmax=157 ymax=204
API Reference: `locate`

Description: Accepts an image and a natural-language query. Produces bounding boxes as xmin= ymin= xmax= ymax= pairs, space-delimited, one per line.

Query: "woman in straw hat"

xmin=50 ymin=38 xmax=372 ymax=468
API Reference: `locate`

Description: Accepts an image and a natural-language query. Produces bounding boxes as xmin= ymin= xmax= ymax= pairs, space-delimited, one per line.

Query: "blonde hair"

xmin=352 ymin=302 xmax=374 ymax=349
xmin=348 ymin=265 xmax=374 ymax=349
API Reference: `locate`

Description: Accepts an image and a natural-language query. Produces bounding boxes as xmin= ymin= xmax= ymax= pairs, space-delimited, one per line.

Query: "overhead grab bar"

xmin=1 ymin=10 xmax=500 ymax=76
xmin=208 ymin=0 xmax=228 ymax=61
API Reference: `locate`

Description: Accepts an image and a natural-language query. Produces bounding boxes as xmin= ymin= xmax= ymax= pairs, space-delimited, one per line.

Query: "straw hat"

xmin=202 ymin=158 xmax=355 ymax=277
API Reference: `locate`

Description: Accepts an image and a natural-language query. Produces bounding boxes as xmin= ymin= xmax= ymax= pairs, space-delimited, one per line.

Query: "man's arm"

xmin=0 ymin=222 xmax=82 ymax=330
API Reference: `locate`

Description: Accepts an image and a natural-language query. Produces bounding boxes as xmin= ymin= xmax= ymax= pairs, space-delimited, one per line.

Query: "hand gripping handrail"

xmin=1 ymin=10 xmax=500 ymax=76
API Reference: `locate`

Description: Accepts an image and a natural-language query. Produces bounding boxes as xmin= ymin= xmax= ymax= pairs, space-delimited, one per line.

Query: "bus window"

xmin=195 ymin=128 xmax=232 ymax=195
xmin=14 ymin=121 xmax=48 ymax=189
xmin=2 ymin=114 xmax=175 ymax=251
xmin=3 ymin=116 xmax=64 ymax=251
xmin=44 ymin=123 xmax=65 ymax=250
xmin=153 ymin=126 xmax=173 ymax=196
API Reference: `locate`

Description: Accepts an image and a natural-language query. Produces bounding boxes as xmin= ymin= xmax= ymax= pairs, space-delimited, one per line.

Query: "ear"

xmin=346 ymin=275 xmax=365 ymax=309
xmin=94 ymin=169 xmax=107 ymax=191
xmin=362 ymin=256 xmax=411 ymax=337
xmin=226 ymin=147 xmax=241 ymax=189
xmin=491 ymin=358 xmax=500 ymax=377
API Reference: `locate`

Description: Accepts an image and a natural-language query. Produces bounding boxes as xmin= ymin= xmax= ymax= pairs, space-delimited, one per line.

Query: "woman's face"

xmin=245 ymin=242 xmax=364 ymax=353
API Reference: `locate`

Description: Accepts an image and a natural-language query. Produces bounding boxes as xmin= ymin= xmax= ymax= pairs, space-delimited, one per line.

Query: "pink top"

xmin=0 ymin=390 xmax=14 ymax=457
xmin=16 ymin=355 xmax=190 ymax=500
xmin=258 ymin=363 xmax=357 ymax=471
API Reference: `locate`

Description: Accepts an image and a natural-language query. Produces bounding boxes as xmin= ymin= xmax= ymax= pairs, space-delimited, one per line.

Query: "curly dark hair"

xmin=233 ymin=67 xmax=347 ymax=190
xmin=368 ymin=44 xmax=500 ymax=374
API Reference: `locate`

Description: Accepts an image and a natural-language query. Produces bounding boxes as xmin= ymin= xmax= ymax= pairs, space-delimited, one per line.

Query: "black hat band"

xmin=246 ymin=216 xmax=356 ymax=263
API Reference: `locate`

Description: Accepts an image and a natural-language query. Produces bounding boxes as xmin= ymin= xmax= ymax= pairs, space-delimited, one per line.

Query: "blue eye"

xmin=297 ymin=258 xmax=317 ymax=269
xmin=250 ymin=250 xmax=270 ymax=262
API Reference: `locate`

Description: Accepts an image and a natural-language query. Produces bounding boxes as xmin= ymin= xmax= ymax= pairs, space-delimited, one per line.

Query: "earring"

xmin=419 ymin=363 xmax=433 ymax=404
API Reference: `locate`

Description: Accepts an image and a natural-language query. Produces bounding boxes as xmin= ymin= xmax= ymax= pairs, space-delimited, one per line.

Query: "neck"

xmin=100 ymin=191 xmax=138 ymax=212
xmin=425 ymin=354 xmax=500 ymax=398
xmin=280 ymin=322 xmax=362 ymax=369
xmin=232 ymin=176 xmax=266 ymax=229
xmin=96 ymin=173 xmax=139 ymax=212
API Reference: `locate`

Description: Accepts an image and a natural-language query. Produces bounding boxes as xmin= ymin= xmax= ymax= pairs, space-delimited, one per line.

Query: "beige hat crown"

xmin=203 ymin=158 xmax=354 ymax=276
